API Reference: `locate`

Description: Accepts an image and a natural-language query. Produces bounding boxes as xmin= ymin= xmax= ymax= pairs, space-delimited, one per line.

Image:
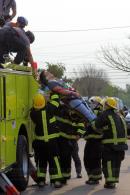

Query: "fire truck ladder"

xmin=0 ymin=172 xmax=20 ymax=195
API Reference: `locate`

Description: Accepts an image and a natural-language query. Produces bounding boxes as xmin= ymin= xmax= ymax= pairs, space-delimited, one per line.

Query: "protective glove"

xmin=32 ymin=62 xmax=38 ymax=70
xmin=31 ymin=62 xmax=39 ymax=80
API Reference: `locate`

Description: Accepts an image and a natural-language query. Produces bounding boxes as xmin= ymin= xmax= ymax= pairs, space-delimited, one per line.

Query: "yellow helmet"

xmin=94 ymin=96 xmax=102 ymax=104
xmin=100 ymin=98 xmax=106 ymax=107
xmin=105 ymin=97 xmax=117 ymax=109
xmin=33 ymin=93 xmax=46 ymax=109
xmin=89 ymin=96 xmax=102 ymax=104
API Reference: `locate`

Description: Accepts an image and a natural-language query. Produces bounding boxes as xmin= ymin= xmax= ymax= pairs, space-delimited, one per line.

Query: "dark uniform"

xmin=30 ymin=93 xmax=62 ymax=186
xmin=0 ymin=26 xmax=30 ymax=66
xmin=0 ymin=0 xmax=16 ymax=22
xmin=92 ymin=109 xmax=128 ymax=188
xmin=56 ymin=106 xmax=85 ymax=184
xmin=84 ymin=108 xmax=103 ymax=184
xmin=69 ymin=139 xmax=82 ymax=178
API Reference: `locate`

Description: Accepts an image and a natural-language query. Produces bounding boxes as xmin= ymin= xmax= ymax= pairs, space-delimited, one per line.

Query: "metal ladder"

xmin=0 ymin=172 xmax=20 ymax=195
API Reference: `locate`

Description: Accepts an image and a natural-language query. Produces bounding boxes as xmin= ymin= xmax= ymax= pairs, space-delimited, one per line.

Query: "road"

xmin=22 ymin=139 xmax=130 ymax=195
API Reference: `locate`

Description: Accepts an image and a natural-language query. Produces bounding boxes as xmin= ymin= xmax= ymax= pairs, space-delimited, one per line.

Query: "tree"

xmin=46 ymin=62 xmax=66 ymax=78
xmin=73 ymin=64 xmax=109 ymax=97
xmin=45 ymin=62 xmax=73 ymax=83
xmin=99 ymin=45 xmax=130 ymax=72
xmin=43 ymin=62 xmax=130 ymax=106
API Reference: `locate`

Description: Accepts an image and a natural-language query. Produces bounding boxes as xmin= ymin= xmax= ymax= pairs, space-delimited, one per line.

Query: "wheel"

xmin=9 ymin=135 xmax=29 ymax=191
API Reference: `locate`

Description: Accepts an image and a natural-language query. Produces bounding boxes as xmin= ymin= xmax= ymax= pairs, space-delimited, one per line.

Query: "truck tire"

xmin=11 ymin=135 xmax=29 ymax=191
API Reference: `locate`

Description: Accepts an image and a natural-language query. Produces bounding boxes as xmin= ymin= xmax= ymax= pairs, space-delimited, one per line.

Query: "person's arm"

xmin=75 ymin=122 xmax=86 ymax=137
xmin=91 ymin=112 xmax=107 ymax=133
xmin=5 ymin=21 xmax=17 ymax=27
xmin=10 ymin=0 xmax=17 ymax=20
xmin=52 ymin=85 xmax=80 ymax=97
xmin=27 ymin=47 xmax=34 ymax=65
xmin=26 ymin=47 xmax=38 ymax=79
xmin=47 ymin=93 xmax=60 ymax=114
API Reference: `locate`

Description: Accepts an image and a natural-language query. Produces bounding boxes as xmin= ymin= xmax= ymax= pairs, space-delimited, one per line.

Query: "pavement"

xmin=22 ymin=139 xmax=130 ymax=195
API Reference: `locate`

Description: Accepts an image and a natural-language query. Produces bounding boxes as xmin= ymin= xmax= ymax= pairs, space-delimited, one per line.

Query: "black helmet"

xmin=25 ymin=30 xmax=35 ymax=44
xmin=17 ymin=16 xmax=28 ymax=28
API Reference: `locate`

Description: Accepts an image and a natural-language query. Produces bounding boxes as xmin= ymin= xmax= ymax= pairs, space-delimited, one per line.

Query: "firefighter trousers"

xmin=70 ymin=140 xmax=82 ymax=175
xmin=32 ymin=139 xmax=62 ymax=183
xmin=58 ymin=137 xmax=72 ymax=181
xmin=84 ymin=140 xmax=102 ymax=181
xmin=102 ymin=147 xmax=125 ymax=184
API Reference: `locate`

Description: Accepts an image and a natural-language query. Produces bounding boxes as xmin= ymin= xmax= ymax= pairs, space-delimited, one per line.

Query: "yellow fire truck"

xmin=0 ymin=65 xmax=39 ymax=191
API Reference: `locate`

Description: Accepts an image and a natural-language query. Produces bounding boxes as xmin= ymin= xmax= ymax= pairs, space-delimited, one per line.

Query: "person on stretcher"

xmin=39 ymin=69 xmax=96 ymax=122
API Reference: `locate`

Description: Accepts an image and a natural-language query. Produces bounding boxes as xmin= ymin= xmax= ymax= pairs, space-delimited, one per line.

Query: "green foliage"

xmin=73 ymin=74 xmax=130 ymax=107
xmin=102 ymin=84 xmax=119 ymax=97
xmin=118 ymin=86 xmax=130 ymax=107
xmin=44 ymin=62 xmax=130 ymax=107
xmin=46 ymin=62 xmax=66 ymax=79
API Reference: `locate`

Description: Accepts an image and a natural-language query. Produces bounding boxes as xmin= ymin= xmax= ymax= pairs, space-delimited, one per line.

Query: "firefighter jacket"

xmin=30 ymin=93 xmax=60 ymax=142
xmin=57 ymin=117 xmax=86 ymax=139
xmin=56 ymin=106 xmax=86 ymax=139
xmin=93 ymin=108 xmax=102 ymax=116
xmin=91 ymin=109 xmax=128 ymax=151
xmin=84 ymin=125 xmax=103 ymax=140
xmin=84 ymin=108 xmax=103 ymax=140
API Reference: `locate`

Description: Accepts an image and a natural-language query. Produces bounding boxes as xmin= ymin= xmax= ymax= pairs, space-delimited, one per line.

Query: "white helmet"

xmin=89 ymin=96 xmax=102 ymax=109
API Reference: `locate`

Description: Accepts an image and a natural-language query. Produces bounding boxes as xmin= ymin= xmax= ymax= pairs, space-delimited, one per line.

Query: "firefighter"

xmin=56 ymin=105 xmax=85 ymax=184
xmin=1 ymin=16 xmax=30 ymax=67
xmin=4 ymin=16 xmax=28 ymax=29
xmin=69 ymin=111 xmax=86 ymax=179
xmin=70 ymin=139 xmax=82 ymax=178
xmin=30 ymin=93 xmax=63 ymax=188
xmin=0 ymin=0 xmax=16 ymax=25
xmin=68 ymin=110 xmax=84 ymax=179
xmin=84 ymin=96 xmax=103 ymax=185
xmin=39 ymin=70 xmax=96 ymax=122
xmin=91 ymin=97 xmax=128 ymax=189
xmin=0 ymin=26 xmax=37 ymax=75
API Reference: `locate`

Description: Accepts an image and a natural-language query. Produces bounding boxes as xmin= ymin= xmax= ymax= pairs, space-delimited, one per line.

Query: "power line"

xmin=33 ymin=25 xmax=130 ymax=33
xmin=67 ymin=76 xmax=129 ymax=80
xmin=66 ymin=71 xmax=129 ymax=74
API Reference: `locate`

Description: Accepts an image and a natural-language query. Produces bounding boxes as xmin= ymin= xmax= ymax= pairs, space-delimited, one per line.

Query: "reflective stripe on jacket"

xmin=91 ymin=109 xmax=128 ymax=149
xmin=56 ymin=116 xmax=86 ymax=139
xmin=30 ymin=93 xmax=60 ymax=142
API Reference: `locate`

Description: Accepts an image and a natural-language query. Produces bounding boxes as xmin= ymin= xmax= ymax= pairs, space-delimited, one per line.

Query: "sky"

xmin=15 ymin=0 xmax=130 ymax=89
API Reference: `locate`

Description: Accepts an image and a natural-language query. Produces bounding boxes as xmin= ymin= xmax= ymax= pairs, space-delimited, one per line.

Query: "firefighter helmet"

xmin=33 ymin=93 xmax=46 ymax=109
xmin=100 ymin=98 xmax=106 ymax=106
xmin=105 ymin=97 xmax=117 ymax=109
xmin=17 ymin=16 xmax=28 ymax=28
xmin=89 ymin=96 xmax=102 ymax=110
xmin=89 ymin=96 xmax=102 ymax=104
xmin=94 ymin=96 xmax=102 ymax=104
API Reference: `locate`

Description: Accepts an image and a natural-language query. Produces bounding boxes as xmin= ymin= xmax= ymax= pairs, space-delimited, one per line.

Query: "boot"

xmin=77 ymin=173 xmax=82 ymax=178
xmin=86 ymin=179 xmax=99 ymax=185
xmin=61 ymin=178 xmax=67 ymax=185
xmin=54 ymin=181 xmax=62 ymax=188
xmin=104 ymin=182 xmax=116 ymax=189
xmin=38 ymin=181 xmax=46 ymax=188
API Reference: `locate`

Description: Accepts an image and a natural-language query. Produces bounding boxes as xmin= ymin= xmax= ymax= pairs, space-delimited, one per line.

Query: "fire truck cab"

xmin=0 ymin=66 xmax=39 ymax=191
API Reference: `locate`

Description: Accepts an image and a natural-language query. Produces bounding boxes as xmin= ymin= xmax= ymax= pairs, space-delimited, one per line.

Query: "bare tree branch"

xmin=98 ymin=46 xmax=130 ymax=72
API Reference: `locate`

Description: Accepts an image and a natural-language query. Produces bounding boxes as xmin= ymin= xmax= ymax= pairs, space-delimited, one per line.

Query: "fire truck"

xmin=0 ymin=65 xmax=39 ymax=192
